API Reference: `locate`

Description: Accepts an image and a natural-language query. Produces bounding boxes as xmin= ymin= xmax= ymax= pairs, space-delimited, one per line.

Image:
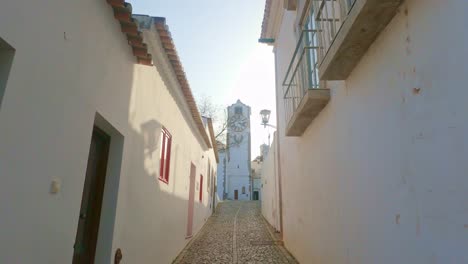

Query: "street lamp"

xmin=260 ymin=109 xmax=271 ymax=128
xmin=260 ymin=109 xmax=276 ymax=146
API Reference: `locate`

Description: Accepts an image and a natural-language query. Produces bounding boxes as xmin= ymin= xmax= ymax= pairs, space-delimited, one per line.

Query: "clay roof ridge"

xmin=152 ymin=16 xmax=213 ymax=149
xmin=107 ymin=3 xmax=213 ymax=149
xmin=260 ymin=0 xmax=273 ymax=39
xmin=208 ymin=118 xmax=219 ymax=163
xmin=105 ymin=0 xmax=152 ymax=65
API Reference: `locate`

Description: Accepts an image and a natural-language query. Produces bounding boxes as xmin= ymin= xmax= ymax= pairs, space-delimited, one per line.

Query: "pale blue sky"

xmin=132 ymin=1 xmax=277 ymax=158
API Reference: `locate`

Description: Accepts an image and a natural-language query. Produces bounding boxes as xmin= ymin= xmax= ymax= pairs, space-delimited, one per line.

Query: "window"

xmin=159 ymin=127 xmax=172 ymax=183
xmin=234 ymin=106 xmax=242 ymax=115
xmin=0 ymin=37 xmax=15 ymax=110
xmin=199 ymin=174 xmax=203 ymax=202
xmin=242 ymin=186 xmax=246 ymax=194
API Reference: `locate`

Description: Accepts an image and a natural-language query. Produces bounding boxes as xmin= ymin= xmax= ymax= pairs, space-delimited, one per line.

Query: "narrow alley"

xmin=173 ymin=201 xmax=297 ymax=264
xmin=3 ymin=0 xmax=468 ymax=263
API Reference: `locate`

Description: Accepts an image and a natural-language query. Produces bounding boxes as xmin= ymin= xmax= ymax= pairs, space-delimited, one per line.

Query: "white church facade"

xmin=223 ymin=100 xmax=252 ymax=201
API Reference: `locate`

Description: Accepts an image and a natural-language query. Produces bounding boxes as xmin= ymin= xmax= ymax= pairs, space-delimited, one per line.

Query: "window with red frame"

xmin=199 ymin=174 xmax=203 ymax=202
xmin=159 ymin=127 xmax=172 ymax=183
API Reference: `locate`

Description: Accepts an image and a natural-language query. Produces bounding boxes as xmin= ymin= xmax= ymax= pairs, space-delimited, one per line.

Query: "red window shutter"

xmin=159 ymin=133 xmax=166 ymax=178
xmin=159 ymin=127 xmax=172 ymax=184
xmin=164 ymin=136 xmax=172 ymax=182
xmin=199 ymin=175 xmax=203 ymax=202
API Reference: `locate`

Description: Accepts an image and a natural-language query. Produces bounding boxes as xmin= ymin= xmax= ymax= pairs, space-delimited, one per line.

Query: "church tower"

xmin=226 ymin=100 xmax=251 ymax=200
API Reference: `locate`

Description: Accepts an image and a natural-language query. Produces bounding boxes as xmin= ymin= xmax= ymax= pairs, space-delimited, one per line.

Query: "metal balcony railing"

xmin=282 ymin=0 xmax=357 ymax=123
xmin=282 ymin=28 xmax=321 ymax=123
xmin=313 ymin=0 xmax=357 ymax=63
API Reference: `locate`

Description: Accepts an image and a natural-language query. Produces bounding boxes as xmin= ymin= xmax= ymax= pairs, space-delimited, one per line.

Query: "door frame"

xmin=186 ymin=163 xmax=196 ymax=238
xmin=73 ymin=126 xmax=110 ymax=264
xmin=78 ymin=114 xmax=124 ymax=263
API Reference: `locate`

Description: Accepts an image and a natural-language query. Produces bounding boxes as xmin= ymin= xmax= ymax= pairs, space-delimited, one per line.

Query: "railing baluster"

xmin=282 ymin=0 xmax=356 ymax=126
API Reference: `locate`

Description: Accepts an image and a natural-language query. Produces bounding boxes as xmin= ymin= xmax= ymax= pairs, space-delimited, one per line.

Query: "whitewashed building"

xmin=251 ymin=144 xmax=270 ymax=201
xmin=216 ymin=141 xmax=227 ymax=200
xmin=261 ymin=133 xmax=281 ymax=231
xmin=260 ymin=0 xmax=468 ymax=263
xmin=0 ymin=2 xmax=218 ymax=263
xmin=225 ymin=100 xmax=252 ymax=200
xmin=251 ymin=156 xmax=263 ymax=201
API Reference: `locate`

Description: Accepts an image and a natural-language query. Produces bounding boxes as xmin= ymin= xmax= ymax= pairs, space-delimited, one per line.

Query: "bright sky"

xmin=132 ymin=1 xmax=277 ymax=158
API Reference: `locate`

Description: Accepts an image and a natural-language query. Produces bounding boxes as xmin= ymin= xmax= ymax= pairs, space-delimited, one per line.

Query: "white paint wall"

xmin=227 ymin=177 xmax=250 ymax=200
xmin=272 ymin=0 xmax=468 ymax=263
xmin=0 ymin=2 xmax=216 ymax=263
xmin=261 ymin=133 xmax=280 ymax=231
xmin=217 ymin=150 xmax=226 ymax=200
xmin=251 ymin=157 xmax=263 ymax=200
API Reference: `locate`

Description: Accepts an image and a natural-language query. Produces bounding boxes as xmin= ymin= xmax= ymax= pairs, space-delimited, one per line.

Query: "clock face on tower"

xmin=229 ymin=114 xmax=248 ymax=132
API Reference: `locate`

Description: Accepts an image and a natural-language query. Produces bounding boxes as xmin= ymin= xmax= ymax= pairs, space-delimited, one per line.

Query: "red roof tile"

xmin=105 ymin=1 xmax=213 ymax=150
xmin=105 ymin=0 xmax=152 ymax=65
xmin=152 ymin=17 xmax=212 ymax=148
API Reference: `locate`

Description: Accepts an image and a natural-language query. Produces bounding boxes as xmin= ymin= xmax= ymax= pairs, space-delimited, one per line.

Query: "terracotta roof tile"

xmin=105 ymin=0 xmax=152 ymax=65
xmin=152 ymin=17 xmax=213 ymax=148
xmin=260 ymin=0 xmax=272 ymax=39
xmin=208 ymin=118 xmax=219 ymax=163
xmin=105 ymin=3 xmax=213 ymax=149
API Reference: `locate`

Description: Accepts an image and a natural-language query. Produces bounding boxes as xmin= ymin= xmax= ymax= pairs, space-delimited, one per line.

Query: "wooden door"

xmin=199 ymin=174 xmax=203 ymax=202
xmin=234 ymin=190 xmax=238 ymax=200
xmin=73 ymin=127 xmax=110 ymax=264
xmin=186 ymin=163 xmax=196 ymax=237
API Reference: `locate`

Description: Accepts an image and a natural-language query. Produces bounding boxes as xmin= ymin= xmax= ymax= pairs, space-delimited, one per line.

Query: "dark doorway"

xmin=253 ymin=191 xmax=259 ymax=201
xmin=73 ymin=127 xmax=110 ymax=264
xmin=0 ymin=37 xmax=15 ymax=110
xmin=234 ymin=190 xmax=238 ymax=200
xmin=211 ymin=171 xmax=216 ymax=214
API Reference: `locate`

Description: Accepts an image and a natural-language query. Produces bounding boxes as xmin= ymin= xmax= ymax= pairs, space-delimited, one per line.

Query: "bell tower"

xmin=225 ymin=100 xmax=251 ymax=200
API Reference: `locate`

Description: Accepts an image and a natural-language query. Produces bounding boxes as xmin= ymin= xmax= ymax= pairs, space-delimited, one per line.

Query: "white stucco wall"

xmin=0 ymin=2 xmax=216 ymax=263
xmin=273 ymin=0 xmax=468 ymax=263
xmin=251 ymin=158 xmax=263 ymax=200
xmin=227 ymin=177 xmax=251 ymax=200
xmin=261 ymin=134 xmax=280 ymax=231
xmin=217 ymin=150 xmax=226 ymax=200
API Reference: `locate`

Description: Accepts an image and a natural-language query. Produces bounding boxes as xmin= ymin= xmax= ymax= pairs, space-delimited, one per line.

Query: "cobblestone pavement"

xmin=173 ymin=201 xmax=298 ymax=264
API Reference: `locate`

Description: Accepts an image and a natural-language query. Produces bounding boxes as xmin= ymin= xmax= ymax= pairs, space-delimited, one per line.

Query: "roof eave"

xmin=133 ymin=15 xmax=212 ymax=149
xmin=259 ymin=0 xmax=283 ymax=45
xmin=153 ymin=18 xmax=212 ymax=149
xmin=208 ymin=118 xmax=219 ymax=163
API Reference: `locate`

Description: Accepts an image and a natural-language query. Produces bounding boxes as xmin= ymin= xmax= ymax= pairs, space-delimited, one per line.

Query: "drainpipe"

xmin=273 ymin=48 xmax=284 ymax=237
xmin=275 ymin=132 xmax=284 ymax=237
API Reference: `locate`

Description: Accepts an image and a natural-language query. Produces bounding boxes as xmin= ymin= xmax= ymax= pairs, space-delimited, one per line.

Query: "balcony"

xmin=313 ymin=0 xmax=403 ymax=80
xmin=283 ymin=28 xmax=330 ymax=137
xmin=282 ymin=0 xmax=402 ymax=136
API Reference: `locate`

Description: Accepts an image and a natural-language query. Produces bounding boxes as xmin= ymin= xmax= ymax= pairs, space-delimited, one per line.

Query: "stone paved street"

xmin=173 ymin=201 xmax=298 ymax=264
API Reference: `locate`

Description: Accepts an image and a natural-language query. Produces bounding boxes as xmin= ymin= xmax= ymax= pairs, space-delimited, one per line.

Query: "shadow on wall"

xmin=0 ymin=4 xmax=211 ymax=264
xmin=111 ymin=58 xmax=212 ymax=262
xmin=117 ymin=116 xmax=210 ymax=263
xmin=141 ymin=119 xmax=164 ymax=179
